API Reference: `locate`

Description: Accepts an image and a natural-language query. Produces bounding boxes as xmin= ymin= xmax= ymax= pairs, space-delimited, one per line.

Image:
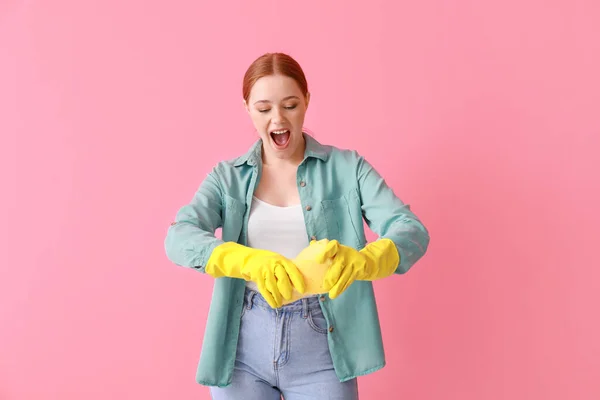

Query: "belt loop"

xmin=301 ymin=298 xmax=308 ymax=319
xmin=247 ymin=291 xmax=256 ymax=310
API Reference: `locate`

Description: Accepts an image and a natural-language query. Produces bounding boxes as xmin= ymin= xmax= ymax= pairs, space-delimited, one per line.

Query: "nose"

xmin=271 ymin=107 xmax=285 ymax=124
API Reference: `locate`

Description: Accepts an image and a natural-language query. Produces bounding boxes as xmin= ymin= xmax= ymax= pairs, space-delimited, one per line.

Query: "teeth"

xmin=272 ymin=130 xmax=288 ymax=135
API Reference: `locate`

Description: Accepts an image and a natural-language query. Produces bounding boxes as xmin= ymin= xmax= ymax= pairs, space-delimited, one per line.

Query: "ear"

xmin=305 ymin=92 xmax=311 ymax=108
xmin=243 ymin=99 xmax=250 ymax=114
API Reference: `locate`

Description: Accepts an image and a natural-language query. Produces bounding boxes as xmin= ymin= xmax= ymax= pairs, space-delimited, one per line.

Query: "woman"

xmin=165 ymin=53 xmax=430 ymax=399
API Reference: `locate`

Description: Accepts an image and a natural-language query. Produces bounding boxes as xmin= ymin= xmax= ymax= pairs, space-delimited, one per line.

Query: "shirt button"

xmin=320 ymin=295 xmax=325 ymax=301
xmin=311 ymin=235 xmax=317 ymax=241
xmin=306 ymin=205 xmax=312 ymax=211
xmin=300 ymin=181 xmax=306 ymax=187
xmin=329 ymin=326 xmax=334 ymax=333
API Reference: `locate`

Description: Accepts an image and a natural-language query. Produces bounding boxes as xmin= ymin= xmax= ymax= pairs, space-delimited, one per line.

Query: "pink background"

xmin=1 ymin=1 xmax=599 ymax=399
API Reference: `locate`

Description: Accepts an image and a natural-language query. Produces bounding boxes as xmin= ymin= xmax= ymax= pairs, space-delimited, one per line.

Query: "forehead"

xmin=249 ymin=74 xmax=304 ymax=102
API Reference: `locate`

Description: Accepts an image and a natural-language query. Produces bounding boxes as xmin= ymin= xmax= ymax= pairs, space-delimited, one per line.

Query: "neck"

xmin=262 ymin=137 xmax=306 ymax=167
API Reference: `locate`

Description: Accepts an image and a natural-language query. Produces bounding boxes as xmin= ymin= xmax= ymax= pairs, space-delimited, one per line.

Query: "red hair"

xmin=242 ymin=53 xmax=309 ymax=103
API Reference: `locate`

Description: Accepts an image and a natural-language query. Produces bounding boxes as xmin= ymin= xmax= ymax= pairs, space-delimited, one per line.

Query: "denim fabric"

xmin=209 ymin=288 xmax=359 ymax=400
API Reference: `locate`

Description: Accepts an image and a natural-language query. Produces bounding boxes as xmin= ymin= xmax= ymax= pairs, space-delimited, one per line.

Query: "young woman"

xmin=165 ymin=52 xmax=430 ymax=399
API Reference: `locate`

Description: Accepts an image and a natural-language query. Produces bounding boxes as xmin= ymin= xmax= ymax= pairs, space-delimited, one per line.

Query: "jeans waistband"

xmin=244 ymin=287 xmax=322 ymax=313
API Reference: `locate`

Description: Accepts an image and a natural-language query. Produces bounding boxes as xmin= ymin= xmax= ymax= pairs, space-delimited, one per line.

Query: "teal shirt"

xmin=164 ymin=134 xmax=430 ymax=387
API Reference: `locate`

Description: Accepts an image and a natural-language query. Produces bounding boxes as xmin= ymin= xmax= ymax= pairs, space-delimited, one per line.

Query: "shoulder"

xmin=321 ymin=144 xmax=381 ymax=184
xmin=324 ymin=143 xmax=365 ymax=167
xmin=203 ymin=151 xmax=257 ymax=200
xmin=208 ymin=157 xmax=245 ymax=186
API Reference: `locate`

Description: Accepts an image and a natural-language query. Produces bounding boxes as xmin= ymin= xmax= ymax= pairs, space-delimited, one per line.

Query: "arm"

xmin=164 ymin=169 xmax=225 ymax=272
xmin=164 ymin=168 xmax=306 ymax=307
xmin=313 ymin=153 xmax=431 ymax=298
xmin=356 ymin=153 xmax=430 ymax=274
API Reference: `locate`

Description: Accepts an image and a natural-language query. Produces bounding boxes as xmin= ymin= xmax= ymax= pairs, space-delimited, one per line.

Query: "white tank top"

xmin=246 ymin=196 xmax=311 ymax=297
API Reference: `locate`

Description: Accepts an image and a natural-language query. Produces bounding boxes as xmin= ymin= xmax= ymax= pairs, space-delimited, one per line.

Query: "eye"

xmin=284 ymin=104 xmax=298 ymax=110
xmin=257 ymin=109 xmax=270 ymax=113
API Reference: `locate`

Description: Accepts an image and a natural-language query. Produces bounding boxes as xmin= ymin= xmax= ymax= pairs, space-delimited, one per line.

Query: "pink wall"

xmin=1 ymin=1 xmax=599 ymax=399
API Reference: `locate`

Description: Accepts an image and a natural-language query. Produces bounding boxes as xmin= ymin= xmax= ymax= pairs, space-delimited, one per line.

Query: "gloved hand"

xmin=312 ymin=238 xmax=400 ymax=299
xmin=205 ymin=242 xmax=306 ymax=308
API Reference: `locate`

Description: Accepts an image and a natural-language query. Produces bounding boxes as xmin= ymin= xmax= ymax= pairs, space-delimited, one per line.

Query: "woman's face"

xmin=245 ymin=74 xmax=309 ymax=163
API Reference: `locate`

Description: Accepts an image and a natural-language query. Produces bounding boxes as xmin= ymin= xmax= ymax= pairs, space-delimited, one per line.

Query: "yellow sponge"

xmin=283 ymin=239 xmax=332 ymax=305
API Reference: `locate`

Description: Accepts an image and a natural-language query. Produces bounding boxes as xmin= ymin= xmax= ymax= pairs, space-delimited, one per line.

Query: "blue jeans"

xmin=209 ymin=288 xmax=359 ymax=400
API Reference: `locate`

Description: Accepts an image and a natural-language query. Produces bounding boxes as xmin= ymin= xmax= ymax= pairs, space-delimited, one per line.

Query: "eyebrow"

xmin=253 ymin=95 xmax=300 ymax=105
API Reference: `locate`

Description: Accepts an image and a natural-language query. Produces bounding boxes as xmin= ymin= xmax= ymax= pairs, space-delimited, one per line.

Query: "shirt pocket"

xmin=321 ymin=190 xmax=365 ymax=249
xmin=222 ymin=194 xmax=246 ymax=243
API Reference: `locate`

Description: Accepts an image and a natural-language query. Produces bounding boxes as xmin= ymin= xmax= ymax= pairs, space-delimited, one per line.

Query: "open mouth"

xmin=270 ymin=129 xmax=291 ymax=148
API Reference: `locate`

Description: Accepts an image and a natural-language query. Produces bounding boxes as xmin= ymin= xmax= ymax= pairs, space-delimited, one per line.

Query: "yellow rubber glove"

xmin=314 ymin=238 xmax=400 ymax=299
xmin=205 ymin=242 xmax=306 ymax=308
xmin=282 ymin=239 xmax=333 ymax=305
